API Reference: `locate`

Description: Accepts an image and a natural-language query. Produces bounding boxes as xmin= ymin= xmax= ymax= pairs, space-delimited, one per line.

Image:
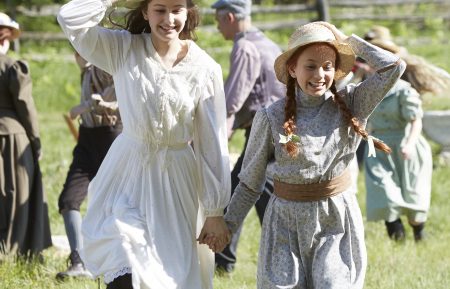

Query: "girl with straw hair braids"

xmin=202 ymin=21 xmax=406 ymax=288
xmin=58 ymin=0 xmax=231 ymax=288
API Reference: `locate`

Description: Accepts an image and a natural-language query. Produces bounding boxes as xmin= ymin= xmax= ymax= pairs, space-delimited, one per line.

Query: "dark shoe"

xmin=56 ymin=250 xmax=92 ymax=280
xmin=385 ymin=219 xmax=405 ymax=241
xmin=411 ymin=223 xmax=425 ymax=242
xmin=106 ymin=273 xmax=133 ymax=289
xmin=215 ymin=262 xmax=234 ymax=276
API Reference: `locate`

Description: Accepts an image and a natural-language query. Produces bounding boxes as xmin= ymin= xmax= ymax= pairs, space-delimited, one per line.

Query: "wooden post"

xmin=316 ymin=0 xmax=330 ymax=22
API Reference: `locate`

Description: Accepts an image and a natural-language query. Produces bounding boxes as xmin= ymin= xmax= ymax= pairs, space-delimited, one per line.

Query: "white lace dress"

xmin=58 ymin=1 xmax=231 ymax=288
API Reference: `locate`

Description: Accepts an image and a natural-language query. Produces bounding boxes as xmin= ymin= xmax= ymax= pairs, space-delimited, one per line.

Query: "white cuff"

xmin=204 ymin=208 xmax=224 ymax=217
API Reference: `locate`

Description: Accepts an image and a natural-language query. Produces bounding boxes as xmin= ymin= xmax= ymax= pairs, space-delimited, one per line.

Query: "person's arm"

xmin=224 ymin=41 xmax=261 ymax=133
xmin=57 ymin=0 xmax=131 ymax=74
xmin=224 ymin=108 xmax=274 ymax=233
xmin=193 ymin=63 xmax=231 ymax=219
xmin=399 ymin=86 xmax=423 ymax=160
xmin=90 ymin=67 xmax=118 ymax=111
xmin=8 ymin=60 xmax=41 ymax=159
xmin=343 ymin=35 xmax=406 ymax=119
xmin=69 ymin=102 xmax=91 ymax=119
xmin=401 ymin=118 xmax=422 ymax=160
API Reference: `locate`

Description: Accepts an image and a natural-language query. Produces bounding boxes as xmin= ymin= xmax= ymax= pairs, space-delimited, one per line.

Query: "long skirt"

xmin=0 ymin=133 xmax=52 ymax=256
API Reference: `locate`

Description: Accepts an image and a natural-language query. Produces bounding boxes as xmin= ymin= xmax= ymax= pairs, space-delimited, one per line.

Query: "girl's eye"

xmin=306 ymin=65 xmax=315 ymax=70
xmin=155 ymin=9 xmax=165 ymax=13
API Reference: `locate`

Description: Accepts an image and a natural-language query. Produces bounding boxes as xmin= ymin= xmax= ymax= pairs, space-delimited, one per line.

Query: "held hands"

xmin=197 ymin=216 xmax=231 ymax=253
xmin=315 ymin=22 xmax=348 ymax=42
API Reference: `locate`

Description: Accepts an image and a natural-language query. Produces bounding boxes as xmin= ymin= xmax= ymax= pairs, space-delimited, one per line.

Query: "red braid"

xmin=330 ymin=83 xmax=391 ymax=153
xmin=283 ymin=77 xmax=299 ymax=157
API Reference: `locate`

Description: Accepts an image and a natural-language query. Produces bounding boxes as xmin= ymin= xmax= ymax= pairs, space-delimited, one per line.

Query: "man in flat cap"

xmin=212 ymin=0 xmax=284 ymax=274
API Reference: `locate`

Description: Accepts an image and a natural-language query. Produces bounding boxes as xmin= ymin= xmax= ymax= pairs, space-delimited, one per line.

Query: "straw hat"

xmin=363 ymin=26 xmax=401 ymax=54
xmin=274 ymin=22 xmax=355 ymax=84
xmin=0 ymin=12 xmax=20 ymax=40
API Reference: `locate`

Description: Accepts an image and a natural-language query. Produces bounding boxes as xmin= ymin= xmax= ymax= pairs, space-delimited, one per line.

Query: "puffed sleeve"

xmin=399 ymin=86 xmax=423 ymax=121
xmin=8 ymin=60 xmax=41 ymax=158
xmin=224 ymin=108 xmax=274 ymax=233
xmin=57 ymin=0 xmax=131 ymax=74
xmin=193 ymin=63 xmax=231 ymax=217
xmin=343 ymin=35 xmax=406 ymax=120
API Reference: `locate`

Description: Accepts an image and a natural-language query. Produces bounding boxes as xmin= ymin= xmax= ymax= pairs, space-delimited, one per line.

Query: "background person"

xmin=363 ymin=26 xmax=441 ymax=241
xmin=56 ymin=51 xmax=121 ymax=280
xmin=211 ymin=0 xmax=285 ymax=273
xmin=0 ymin=12 xmax=52 ymax=258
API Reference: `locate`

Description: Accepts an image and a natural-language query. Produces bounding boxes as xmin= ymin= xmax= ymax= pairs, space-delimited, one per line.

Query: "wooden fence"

xmin=8 ymin=0 xmax=450 ymax=41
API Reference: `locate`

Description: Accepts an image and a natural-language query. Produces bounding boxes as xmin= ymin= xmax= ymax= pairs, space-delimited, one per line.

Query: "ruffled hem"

xmin=104 ymin=266 xmax=132 ymax=284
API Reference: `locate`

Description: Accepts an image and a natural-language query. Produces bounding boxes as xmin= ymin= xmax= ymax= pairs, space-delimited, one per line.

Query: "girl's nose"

xmin=165 ymin=12 xmax=175 ymax=24
xmin=314 ymin=67 xmax=325 ymax=78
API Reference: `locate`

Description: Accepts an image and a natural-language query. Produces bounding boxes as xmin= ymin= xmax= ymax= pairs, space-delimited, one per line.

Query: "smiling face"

xmin=289 ymin=43 xmax=337 ymax=97
xmin=142 ymin=0 xmax=188 ymax=46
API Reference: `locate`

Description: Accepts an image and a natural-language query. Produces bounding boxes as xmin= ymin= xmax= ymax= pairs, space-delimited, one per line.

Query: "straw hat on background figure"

xmin=0 ymin=12 xmax=21 ymax=40
xmin=364 ymin=25 xmax=450 ymax=95
xmin=363 ymin=25 xmax=403 ymax=54
xmin=274 ymin=22 xmax=355 ymax=85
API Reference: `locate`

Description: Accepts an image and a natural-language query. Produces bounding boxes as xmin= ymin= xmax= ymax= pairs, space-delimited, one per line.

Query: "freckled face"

xmin=289 ymin=44 xmax=337 ymax=97
xmin=142 ymin=0 xmax=188 ymax=45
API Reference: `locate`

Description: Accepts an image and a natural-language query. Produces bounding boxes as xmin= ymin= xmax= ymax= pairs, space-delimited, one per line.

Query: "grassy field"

xmin=1 ymin=2 xmax=450 ymax=288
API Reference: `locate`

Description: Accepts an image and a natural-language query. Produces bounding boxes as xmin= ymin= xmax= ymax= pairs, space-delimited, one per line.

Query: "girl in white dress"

xmin=58 ymin=0 xmax=231 ymax=288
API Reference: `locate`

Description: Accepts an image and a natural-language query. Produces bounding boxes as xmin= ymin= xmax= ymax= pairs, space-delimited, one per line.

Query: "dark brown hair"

xmin=282 ymin=44 xmax=391 ymax=157
xmin=112 ymin=0 xmax=200 ymax=40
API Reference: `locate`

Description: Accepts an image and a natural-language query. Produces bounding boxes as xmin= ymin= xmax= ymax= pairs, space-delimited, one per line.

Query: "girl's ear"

xmin=227 ymin=12 xmax=235 ymax=23
xmin=288 ymin=65 xmax=297 ymax=79
xmin=142 ymin=10 xmax=148 ymax=21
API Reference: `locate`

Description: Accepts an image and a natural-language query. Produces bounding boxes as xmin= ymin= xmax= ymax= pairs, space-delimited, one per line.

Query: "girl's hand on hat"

xmin=315 ymin=22 xmax=348 ymax=42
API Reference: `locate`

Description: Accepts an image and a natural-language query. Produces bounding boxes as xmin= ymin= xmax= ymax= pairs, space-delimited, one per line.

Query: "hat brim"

xmin=369 ymin=39 xmax=401 ymax=54
xmin=0 ymin=24 xmax=20 ymax=40
xmin=274 ymin=40 xmax=355 ymax=84
xmin=10 ymin=28 xmax=20 ymax=40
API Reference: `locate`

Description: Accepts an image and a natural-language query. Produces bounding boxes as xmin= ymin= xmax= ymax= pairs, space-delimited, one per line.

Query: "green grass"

xmin=1 ymin=6 xmax=450 ymax=288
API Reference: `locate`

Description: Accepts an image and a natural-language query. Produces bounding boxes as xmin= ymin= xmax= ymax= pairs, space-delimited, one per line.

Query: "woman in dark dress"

xmin=0 ymin=12 xmax=52 ymax=258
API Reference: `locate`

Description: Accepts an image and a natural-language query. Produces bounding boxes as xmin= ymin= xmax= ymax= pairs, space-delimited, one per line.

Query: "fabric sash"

xmin=274 ymin=169 xmax=352 ymax=202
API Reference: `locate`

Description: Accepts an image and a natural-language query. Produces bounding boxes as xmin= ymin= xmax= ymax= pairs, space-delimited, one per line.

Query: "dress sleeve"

xmin=193 ymin=63 xmax=231 ymax=217
xmin=224 ymin=109 xmax=274 ymax=233
xmin=399 ymin=87 xmax=423 ymax=121
xmin=8 ymin=60 xmax=41 ymax=158
xmin=57 ymin=0 xmax=131 ymax=74
xmin=343 ymin=35 xmax=406 ymax=120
